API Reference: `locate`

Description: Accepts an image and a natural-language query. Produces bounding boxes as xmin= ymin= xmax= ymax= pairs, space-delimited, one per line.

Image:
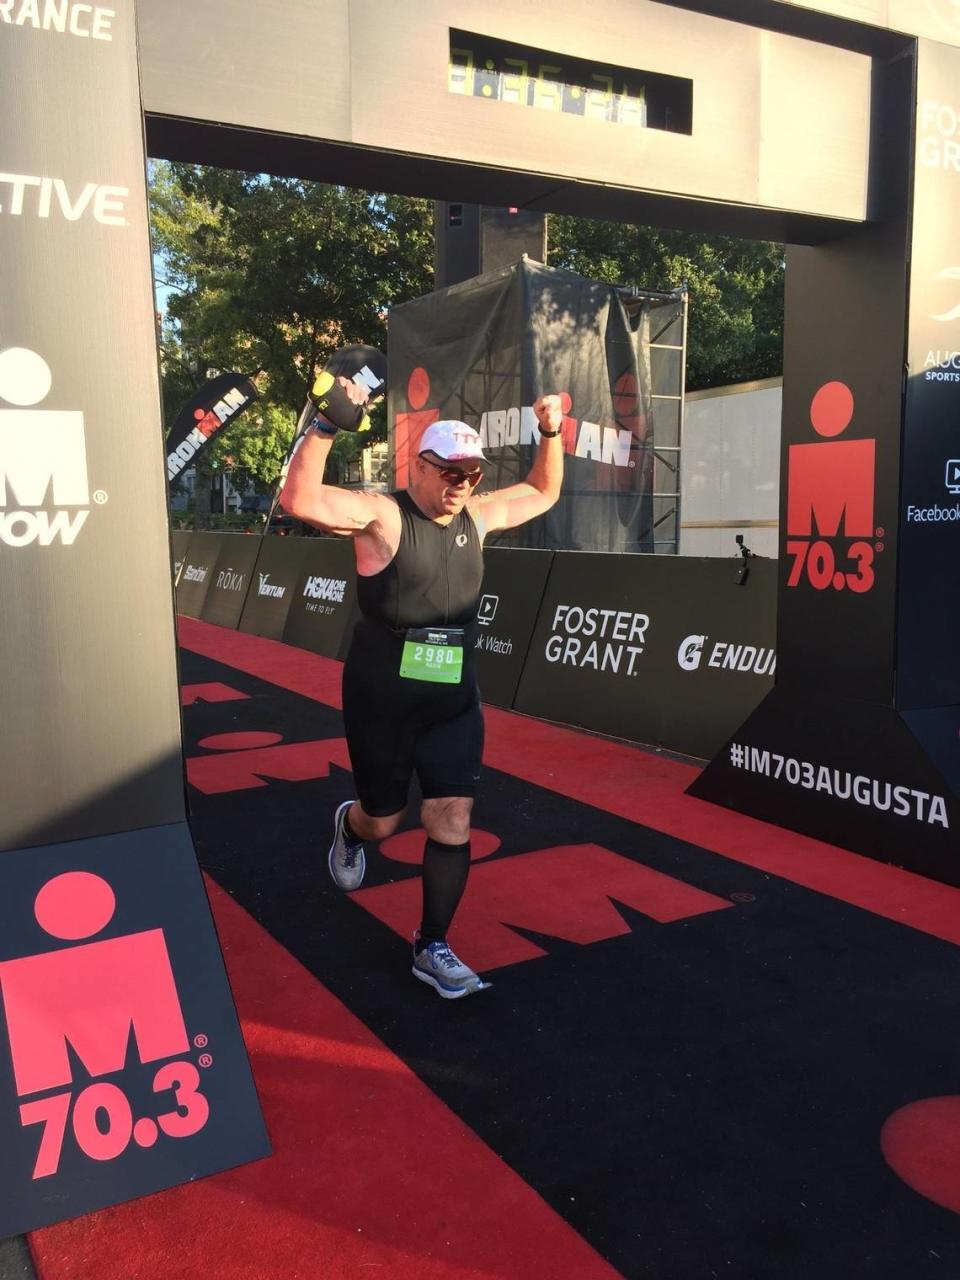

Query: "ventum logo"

xmin=0 ymin=347 xmax=105 ymax=548
xmin=0 ymin=872 xmax=212 ymax=1182
xmin=785 ymin=381 xmax=881 ymax=594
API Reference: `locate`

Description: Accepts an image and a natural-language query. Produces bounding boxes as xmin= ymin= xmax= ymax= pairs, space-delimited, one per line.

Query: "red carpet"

xmin=27 ymin=618 xmax=960 ymax=1278
xmin=177 ymin=616 xmax=960 ymax=948
xmin=28 ymin=879 xmax=621 ymax=1280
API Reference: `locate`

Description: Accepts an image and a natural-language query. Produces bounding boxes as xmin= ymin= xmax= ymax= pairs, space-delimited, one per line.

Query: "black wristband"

xmin=539 ymin=427 xmax=561 ymax=437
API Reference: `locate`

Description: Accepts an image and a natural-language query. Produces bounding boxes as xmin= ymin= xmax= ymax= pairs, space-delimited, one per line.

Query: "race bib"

xmin=399 ymin=627 xmax=464 ymax=684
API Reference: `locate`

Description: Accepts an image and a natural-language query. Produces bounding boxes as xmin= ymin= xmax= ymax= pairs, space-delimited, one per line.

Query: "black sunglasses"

xmin=420 ymin=456 xmax=484 ymax=486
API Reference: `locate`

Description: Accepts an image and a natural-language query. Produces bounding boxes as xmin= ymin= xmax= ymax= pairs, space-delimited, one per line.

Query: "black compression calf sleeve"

xmin=418 ymin=838 xmax=471 ymax=948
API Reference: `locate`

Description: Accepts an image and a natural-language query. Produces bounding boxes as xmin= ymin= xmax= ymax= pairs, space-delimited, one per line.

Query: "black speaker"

xmin=434 ymin=203 xmax=547 ymax=288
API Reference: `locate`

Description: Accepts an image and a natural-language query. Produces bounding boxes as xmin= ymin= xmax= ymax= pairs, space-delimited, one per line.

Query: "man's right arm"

xmin=280 ymin=426 xmax=392 ymax=536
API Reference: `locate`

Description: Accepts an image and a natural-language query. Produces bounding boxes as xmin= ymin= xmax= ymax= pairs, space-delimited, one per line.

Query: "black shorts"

xmin=341 ymin=619 xmax=484 ymax=817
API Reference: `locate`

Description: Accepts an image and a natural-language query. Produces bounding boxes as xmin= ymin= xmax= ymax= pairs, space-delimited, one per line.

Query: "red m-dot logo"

xmin=785 ymin=381 xmax=880 ymax=594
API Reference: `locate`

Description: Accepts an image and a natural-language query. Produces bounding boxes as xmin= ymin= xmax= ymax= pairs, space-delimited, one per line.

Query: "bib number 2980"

xmin=399 ymin=629 xmax=464 ymax=684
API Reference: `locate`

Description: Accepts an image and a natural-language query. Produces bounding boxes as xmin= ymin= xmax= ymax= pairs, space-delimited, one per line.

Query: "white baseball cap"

xmin=417 ymin=419 xmax=486 ymax=464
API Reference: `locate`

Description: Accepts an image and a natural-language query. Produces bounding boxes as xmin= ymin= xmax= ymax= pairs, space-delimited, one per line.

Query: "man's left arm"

xmin=470 ymin=394 xmax=564 ymax=534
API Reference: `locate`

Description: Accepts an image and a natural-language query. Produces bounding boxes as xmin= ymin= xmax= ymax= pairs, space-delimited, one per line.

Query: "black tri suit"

xmin=342 ymin=489 xmax=485 ymax=817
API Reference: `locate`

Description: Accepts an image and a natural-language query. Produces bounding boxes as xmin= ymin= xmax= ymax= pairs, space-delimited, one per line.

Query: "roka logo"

xmin=0 ymin=347 xmax=101 ymax=548
xmin=215 ymin=567 xmax=245 ymax=592
xmin=0 ymin=872 xmax=212 ymax=1182
xmin=785 ymin=381 xmax=881 ymax=594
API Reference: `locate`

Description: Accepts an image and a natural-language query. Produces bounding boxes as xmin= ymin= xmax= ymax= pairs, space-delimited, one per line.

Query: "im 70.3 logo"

xmin=0 ymin=872 xmax=213 ymax=1181
xmin=785 ymin=381 xmax=883 ymax=594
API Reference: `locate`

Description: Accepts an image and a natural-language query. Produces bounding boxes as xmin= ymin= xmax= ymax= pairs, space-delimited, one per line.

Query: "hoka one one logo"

xmin=303 ymin=576 xmax=345 ymax=603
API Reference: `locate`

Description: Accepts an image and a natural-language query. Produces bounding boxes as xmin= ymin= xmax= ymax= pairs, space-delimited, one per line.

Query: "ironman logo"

xmin=784 ymin=381 xmax=882 ymax=594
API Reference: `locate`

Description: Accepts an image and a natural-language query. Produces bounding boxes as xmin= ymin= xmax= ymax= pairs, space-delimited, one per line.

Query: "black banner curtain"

xmin=389 ymin=259 xmax=654 ymax=551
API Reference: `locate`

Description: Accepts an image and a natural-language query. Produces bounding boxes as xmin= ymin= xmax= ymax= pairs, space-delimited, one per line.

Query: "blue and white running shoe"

xmin=412 ymin=936 xmax=489 ymax=999
xmin=327 ymin=800 xmax=366 ymax=891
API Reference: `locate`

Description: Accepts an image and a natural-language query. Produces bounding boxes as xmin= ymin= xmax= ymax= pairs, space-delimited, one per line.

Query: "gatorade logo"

xmin=784 ymin=381 xmax=881 ymax=594
xmin=0 ymin=347 xmax=101 ymax=548
xmin=677 ymin=633 xmax=776 ymax=676
xmin=677 ymin=635 xmax=706 ymax=670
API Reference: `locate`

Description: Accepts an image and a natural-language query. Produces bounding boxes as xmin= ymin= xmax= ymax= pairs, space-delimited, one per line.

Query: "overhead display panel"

xmin=136 ymin=0 xmax=871 ymax=224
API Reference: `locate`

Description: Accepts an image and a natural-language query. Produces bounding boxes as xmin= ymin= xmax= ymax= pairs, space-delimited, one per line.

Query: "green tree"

xmin=149 ymin=162 xmax=433 ymax=522
xmin=547 ymin=216 xmax=784 ymax=390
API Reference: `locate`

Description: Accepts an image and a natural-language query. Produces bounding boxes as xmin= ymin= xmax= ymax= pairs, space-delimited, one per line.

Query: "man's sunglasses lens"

xmin=442 ymin=467 xmax=482 ymax=485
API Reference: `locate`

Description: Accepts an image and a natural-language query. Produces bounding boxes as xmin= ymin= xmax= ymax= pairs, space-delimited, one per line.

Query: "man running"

xmin=281 ymin=380 xmax=563 ymax=998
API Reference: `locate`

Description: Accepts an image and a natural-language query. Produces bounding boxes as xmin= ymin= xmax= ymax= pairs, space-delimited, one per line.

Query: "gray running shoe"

xmin=412 ymin=937 xmax=489 ymax=999
xmin=328 ymin=800 xmax=366 ymax=891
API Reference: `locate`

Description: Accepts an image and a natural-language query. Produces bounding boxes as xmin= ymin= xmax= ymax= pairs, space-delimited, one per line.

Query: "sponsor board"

xmin=200 ymin=536 xmax=261 ymax=630
xmin=516 ymin=553 xmax=776 ymax=759
xmin=238 ymin=537 xmax=309 ymax=642
xmin=282 ymin=537 xmax=357 ymax=659
xmin=472 ymin=548 xmax=553 ymax=708
xmin=174 ymin=533 xmax=223 ymax=619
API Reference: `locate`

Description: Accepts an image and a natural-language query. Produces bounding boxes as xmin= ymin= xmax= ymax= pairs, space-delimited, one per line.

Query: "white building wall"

xmin=679 ymin=378 xmax=782 ymax=559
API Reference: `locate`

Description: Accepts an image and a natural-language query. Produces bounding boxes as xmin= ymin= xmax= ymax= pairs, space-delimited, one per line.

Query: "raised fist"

xmin=533 ymin=393 xmax=563 ymax=434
